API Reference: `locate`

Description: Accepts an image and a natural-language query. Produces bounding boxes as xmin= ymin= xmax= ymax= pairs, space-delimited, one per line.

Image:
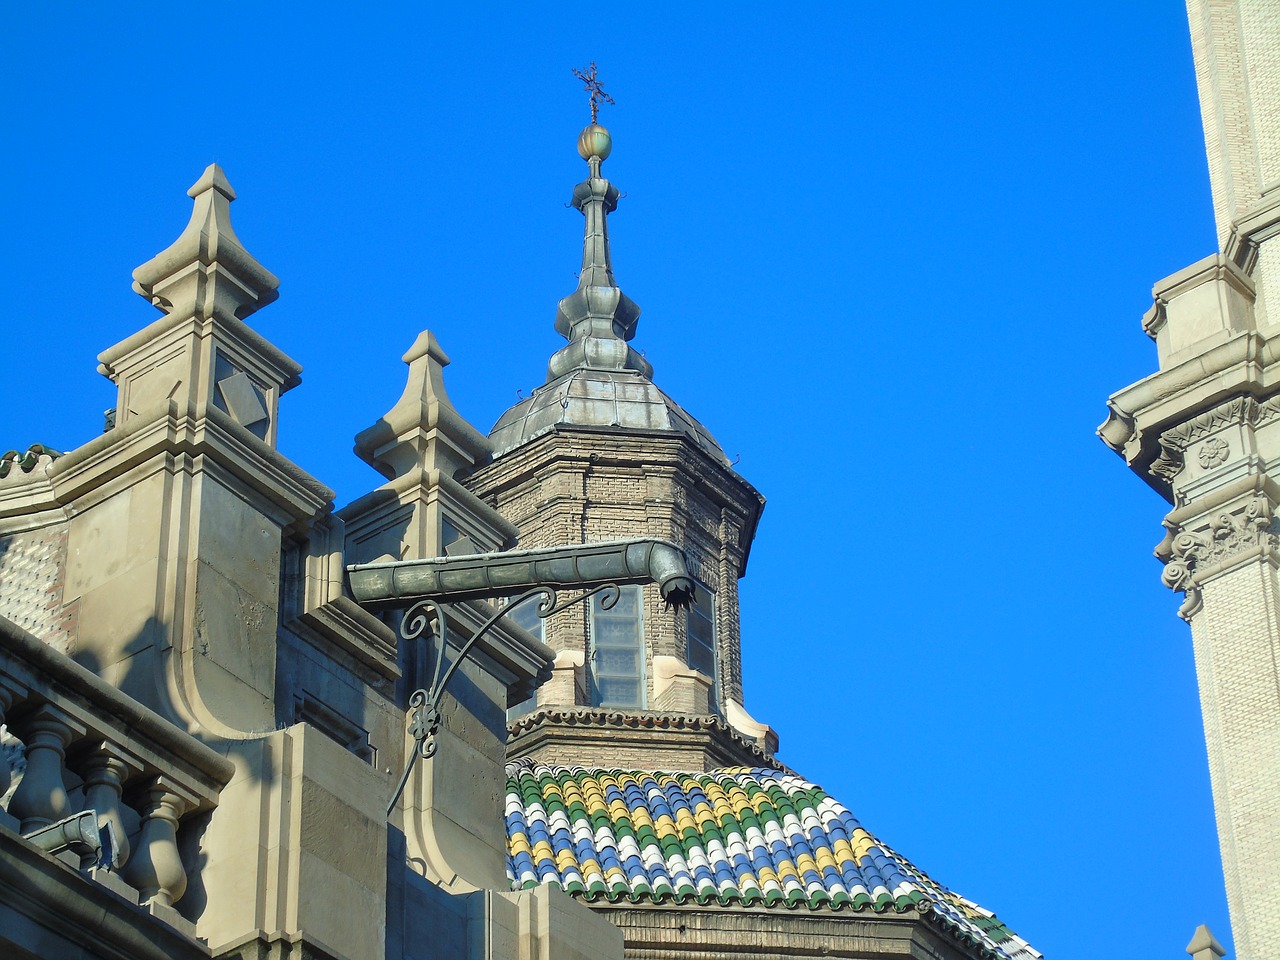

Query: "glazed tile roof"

xmin=505 ymin=762 xmax=1040 ymax=960
xmin=0 ymin=444 xmax=62 ymax=479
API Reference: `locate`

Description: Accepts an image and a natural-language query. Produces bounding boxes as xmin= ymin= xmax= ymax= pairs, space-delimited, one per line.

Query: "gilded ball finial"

xmin=577 ymin=124 xmax=612 ymax=161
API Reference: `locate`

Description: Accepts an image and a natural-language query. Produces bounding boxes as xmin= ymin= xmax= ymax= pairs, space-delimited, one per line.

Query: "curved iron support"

xmin=386 ymin=583 xmax=620 ymax=816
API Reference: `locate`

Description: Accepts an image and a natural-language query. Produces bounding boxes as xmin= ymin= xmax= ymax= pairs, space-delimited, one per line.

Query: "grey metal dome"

xmin=489 ymin=367 xmax=727 ymax=463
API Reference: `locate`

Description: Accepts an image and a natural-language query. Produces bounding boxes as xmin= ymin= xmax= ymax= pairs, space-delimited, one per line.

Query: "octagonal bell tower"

xmin=465 ymin=116 xmax=774 ymax=771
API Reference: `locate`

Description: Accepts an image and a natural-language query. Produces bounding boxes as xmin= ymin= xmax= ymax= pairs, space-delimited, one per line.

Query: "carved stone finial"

xmin=131 ymin=163 xmax=279 ymax=323
xmin=1185 ymin=924 xmax=1225 ymax=960
xmin=353 ymin=330 xmax=492 ymax=482
xmin=98 ymin=165 xmax=300 ymax=442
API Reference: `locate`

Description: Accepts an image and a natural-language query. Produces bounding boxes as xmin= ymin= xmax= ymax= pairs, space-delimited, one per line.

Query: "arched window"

xmin=589 ymin=585 xmax=646 ymax=708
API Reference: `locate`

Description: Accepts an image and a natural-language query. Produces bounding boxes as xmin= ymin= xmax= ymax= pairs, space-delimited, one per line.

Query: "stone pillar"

xmin=1159 ymin=477 xmax=1280 ymax=959
xmin=0 ymin=678 xmax=22 ymax=806
xmin=1103 ymin=7 xmax=1280 ymax=950
xmin=123 ymin=777 xmax=193 ymax=907
xmin=7 ymin=704 xmax=84 ymax=833
xmin=1102 ymin=253 xmax=1280 ymax=958
xmin=72 ymin=163 xmax=332 ymax=740
xmin=74 ymin=741 xmax=140 ymax=867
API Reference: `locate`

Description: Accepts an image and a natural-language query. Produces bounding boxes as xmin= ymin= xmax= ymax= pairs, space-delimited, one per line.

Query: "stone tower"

xmin=1101 ymin=3 xmax=1280 ymax=957
xmin=466 ymin=121 xmax=776 ymax=771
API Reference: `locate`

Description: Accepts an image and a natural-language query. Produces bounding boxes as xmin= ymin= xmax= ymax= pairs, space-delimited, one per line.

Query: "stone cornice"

xmin=1099 ymin=330 xmax=1280 ymax=502
xmin=97 ymin=308 xmax=301 ymax=395
xmin=590 ymin=901 xmax=1008 ymax=960
xmin=1224 ymin=187 xmax=1280 ymax=274
xmin=507 ymin=707 xmax=780 ymax=770
xmin=287 ymin=595 xmax=400 ymax=683
xmin=1141 ymin=255 xmax=1256 ymax=341
xmin=47 ymin=401 xmax=333 ymax=533
xmin=338 ymin=467 xmax=519 ymax=551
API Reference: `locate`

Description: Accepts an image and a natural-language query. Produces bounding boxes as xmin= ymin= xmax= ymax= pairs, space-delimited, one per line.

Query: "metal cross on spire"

xmin=572 ymin=62 xmax=614 ymax=124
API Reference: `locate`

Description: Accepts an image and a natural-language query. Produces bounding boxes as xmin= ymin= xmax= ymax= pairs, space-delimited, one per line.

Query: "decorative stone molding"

xmin=1149 ymin=394 xmax=1280 ymax=482
xmin=1224 ymin=187 xmax=1280 ymax=274
xmin=102 ymin=165 xmax=298 ymax=447
xmin=1198 ymin=437 xmax=1230 ymax=467
xmin=1152 ymin=396 xmax=1244 ymax=480
xmin=1158 ymin=494 xmax=1280 ymax=618
xmin=1186 ymin=923 xmax=1226 ymax=960
xmin=1100 ymin=325 xmax=1280 ymax=505
xmin=0 ymin=444 xmax=62 ymax=481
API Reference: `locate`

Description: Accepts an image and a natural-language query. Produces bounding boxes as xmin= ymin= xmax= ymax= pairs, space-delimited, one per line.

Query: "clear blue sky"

xmin=0 ymin=4 xmax=1229 ymax=957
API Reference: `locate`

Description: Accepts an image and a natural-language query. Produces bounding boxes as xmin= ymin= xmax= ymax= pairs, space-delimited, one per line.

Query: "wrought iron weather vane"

xmin=572 ymin=61 xmax=614 ymax=124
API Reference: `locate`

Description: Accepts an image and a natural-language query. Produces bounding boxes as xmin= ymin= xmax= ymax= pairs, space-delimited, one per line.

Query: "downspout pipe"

xmin=347 ymin=537 xmax=696 ymax=609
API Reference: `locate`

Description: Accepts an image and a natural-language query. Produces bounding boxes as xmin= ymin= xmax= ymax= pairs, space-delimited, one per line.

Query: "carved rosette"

xmin=1198 ymin=437 xmax=1231 ymax=468
xmin=1159 ymin=495 xmax=1280 ymax=619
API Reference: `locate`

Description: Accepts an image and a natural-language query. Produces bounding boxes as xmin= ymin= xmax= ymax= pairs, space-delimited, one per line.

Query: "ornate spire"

xmin=131 ymin=164 xmax=279 ymax=323
xmin=547 ymin=68 xmax=651 ymax=382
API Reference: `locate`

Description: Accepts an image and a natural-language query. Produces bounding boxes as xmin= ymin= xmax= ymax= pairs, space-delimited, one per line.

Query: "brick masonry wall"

xmin=469 ymin=428 xmax=761 ymax=715
xmin=1191 ymin=556 xmax=1280 ymax=960
xmin=0 ymin=523 xmax=76 ymax=655
xmin=1190 ymin=0 xmax=1280 ymax=329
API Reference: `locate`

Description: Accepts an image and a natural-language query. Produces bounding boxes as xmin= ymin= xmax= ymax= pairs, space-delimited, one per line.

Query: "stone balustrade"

xmin=0 ymin=618 xmax=233 ymax=917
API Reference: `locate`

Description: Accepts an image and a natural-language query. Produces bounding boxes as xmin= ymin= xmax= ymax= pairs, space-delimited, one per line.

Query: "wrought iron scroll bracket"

xmin=386 ymin=582 xmax=621 ymax=816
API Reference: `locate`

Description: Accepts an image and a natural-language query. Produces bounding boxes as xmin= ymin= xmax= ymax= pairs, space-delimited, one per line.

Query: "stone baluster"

xmin=123 ymin=777 xmax=194 ymax=906
xmin=8 ymin=704 xmax=85 ymax=833
xmin=0 ymin=678 xmax=24 ymax=805
xmin=74 ymin=741 xmax=140 ymax=868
